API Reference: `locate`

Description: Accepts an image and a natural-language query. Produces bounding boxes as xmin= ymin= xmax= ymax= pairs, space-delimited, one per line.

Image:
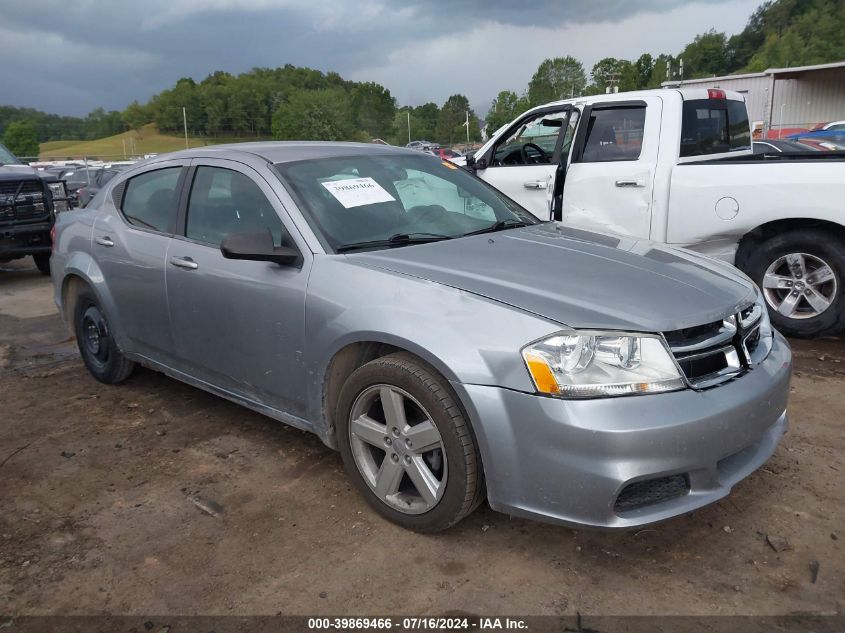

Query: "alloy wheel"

xmin=348 ymin=384 xmax=447 ymax=515
xmin=763 ymin=252 xmax=837 ymax=319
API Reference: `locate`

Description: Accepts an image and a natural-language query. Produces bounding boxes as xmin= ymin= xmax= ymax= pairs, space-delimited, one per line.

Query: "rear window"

xmin=680 ymin=99 xmax=750 ymax=157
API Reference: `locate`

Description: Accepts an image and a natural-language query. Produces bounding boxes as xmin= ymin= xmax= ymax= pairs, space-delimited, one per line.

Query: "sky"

xmin=0 ymin=0 xmax=761 ymax=117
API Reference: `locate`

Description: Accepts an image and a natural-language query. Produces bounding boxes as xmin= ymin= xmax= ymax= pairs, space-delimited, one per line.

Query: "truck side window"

xmin=680 ymin=99 xmax=750 ymax=157
xmin=579 ymin=107 xmax=646 ymax=162
xmin=121 ymin=167 xmax=182 ymax=233
xmin=491 ymin=111 xmax=570 ymax=166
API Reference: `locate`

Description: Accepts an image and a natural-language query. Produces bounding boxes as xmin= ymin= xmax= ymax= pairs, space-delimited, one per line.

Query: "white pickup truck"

xmin=463 ymin=88 xmax=845 ymax=338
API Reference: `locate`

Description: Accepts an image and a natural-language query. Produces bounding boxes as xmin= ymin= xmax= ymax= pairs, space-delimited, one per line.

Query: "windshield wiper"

xmin=336 ymin=232 xmax=452 ymax=253
xmin=461 ymin=218 xmax=529 ymax=237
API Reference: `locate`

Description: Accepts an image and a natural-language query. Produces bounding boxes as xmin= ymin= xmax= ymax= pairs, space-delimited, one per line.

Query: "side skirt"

xmin=126 ymin=352 xmax=327 ymax=444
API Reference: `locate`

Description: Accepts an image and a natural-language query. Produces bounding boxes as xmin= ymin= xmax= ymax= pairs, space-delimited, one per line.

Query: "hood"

xmin=347 ymin=223 xmax=756 ymax=333
xmin=0 ymin=164 xmax=40 ymax=182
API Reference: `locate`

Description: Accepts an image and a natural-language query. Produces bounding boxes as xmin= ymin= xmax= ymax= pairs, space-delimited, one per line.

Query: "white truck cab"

xmin=467 ymin=88 xmax=845 ymax=338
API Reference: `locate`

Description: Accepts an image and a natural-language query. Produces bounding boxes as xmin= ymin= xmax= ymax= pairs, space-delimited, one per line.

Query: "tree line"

xmin=485 ymin=0 xmax=845 ymax=131
xmin=2 ymin=0 xmax=842 ymax=156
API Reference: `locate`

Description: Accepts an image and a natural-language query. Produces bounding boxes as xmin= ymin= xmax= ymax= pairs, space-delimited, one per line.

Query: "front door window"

xmin=492 ymin=111 xmax=571 ymax=166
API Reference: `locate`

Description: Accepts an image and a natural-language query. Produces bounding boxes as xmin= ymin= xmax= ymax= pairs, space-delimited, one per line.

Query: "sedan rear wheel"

xmin=74 ymin=287 xmax=135 ymax=384
xmin=336 ymin=352 xmax=484 ymax=532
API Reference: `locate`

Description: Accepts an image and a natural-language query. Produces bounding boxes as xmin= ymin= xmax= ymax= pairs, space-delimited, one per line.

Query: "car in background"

xmin=811 ymin=120 xmax=845 ymax=131
xmin=406 ymin=140 xmax=438 ymax=152
xmin=77 ymin=167 xmax=123 ymax=207
xmin=785 ymin=131 xmax=845 ymax=151
xmin=753 ymin=139 xmax=819 ymax=154
xmin=61 ymin=166 xmax=97 ymax=206
xmin=429 ymin=148 xmax=461 ymax=160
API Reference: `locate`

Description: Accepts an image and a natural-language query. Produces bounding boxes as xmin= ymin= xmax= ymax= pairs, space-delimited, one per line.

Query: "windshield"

xmin=274 ymin=153 xmax=540 ymax=252
xmin=0 ymin=143 xmax=21 ymax=165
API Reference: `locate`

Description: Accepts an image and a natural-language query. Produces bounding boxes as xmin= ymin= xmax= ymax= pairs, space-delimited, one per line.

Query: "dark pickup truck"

xmin=0 ymin=143 xmax=69 ymax=275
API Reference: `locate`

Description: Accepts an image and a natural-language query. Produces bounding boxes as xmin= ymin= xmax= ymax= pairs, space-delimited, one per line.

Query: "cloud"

xmin=351 ymin=0 xmax=761 ymax=112
xmin=0 ymin=0 xmax=759 ymax=116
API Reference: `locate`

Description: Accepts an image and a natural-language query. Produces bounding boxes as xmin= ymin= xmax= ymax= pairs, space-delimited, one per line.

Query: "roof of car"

xmin=163 ymin=141 xmax=418 ymax=164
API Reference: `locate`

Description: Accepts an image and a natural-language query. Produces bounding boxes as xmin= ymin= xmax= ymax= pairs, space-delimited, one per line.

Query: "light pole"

xmin=182 ymin=107 xmax=189 ymax=149
xmin=407 ymin=111 xmax=411 ymax=145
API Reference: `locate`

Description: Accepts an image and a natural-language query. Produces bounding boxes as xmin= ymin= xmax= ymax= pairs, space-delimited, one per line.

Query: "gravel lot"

xmin=1 ymin=258 xmax=843 ymax=616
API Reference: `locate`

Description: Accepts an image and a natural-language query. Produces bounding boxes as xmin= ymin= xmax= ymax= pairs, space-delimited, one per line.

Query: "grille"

xmin=614 ymin=474 xmax=690 ymax=513
xmin=0 ymin=180 xmax=48 ymax=224
xmin=664 ymin=302 xmax=763 ymax=389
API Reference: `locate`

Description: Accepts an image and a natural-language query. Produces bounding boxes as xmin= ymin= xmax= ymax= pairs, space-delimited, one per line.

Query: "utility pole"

xmin=407 ymin=111 xmax=411 ymax=145
xmin=182 ymin=107 xmax=189 ymax=149
xmin=464 ymin=111 xmax=470 ymax=147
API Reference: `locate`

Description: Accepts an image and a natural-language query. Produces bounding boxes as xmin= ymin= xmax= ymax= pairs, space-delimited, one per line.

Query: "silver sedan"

xmin=51 ymin=142 xmax=791 ymax=531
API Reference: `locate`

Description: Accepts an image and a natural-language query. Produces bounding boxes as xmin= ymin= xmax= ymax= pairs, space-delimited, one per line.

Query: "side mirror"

xmin=220 ymin=230 xmax=300 ymax=266
xmin=465 ymin=155 xmax=487 ymax=171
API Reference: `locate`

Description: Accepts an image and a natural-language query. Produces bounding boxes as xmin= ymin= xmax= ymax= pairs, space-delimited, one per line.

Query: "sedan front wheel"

xmin=336 ymin=352 xmax=485 ymax=532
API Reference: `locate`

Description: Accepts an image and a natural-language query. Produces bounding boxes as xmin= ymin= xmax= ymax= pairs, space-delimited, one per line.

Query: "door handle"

xmin=523 ymin=180 xmax=547 ymax=190
xmin=615 ymin=179 xmax=645 ymax=188
xmin=170 ymin=256 xmax=198 ymax=270
xmin=95 ymin=236 xmax=114 ymax=247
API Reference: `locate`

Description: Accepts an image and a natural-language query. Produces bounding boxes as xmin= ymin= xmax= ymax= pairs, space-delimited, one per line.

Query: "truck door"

xmin=472 ymin=105 xmax=573 ymax=220
xmin=557 ymin=97 xmax=661 ymax=239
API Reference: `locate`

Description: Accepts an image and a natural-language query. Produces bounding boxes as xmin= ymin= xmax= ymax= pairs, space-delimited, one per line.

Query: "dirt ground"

xmin=1 ymin=257 xmax=843 ymax=617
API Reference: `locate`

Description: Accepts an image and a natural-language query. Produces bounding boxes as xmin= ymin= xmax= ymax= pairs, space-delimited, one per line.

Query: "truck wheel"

xmin=741 ymin=229 xmax=845 ymax=338
xmin=73 ymin=287 xmax=135 ymax=384
xmin=336 ymin=352 xmax=485 ymax=532
xmin=33 ymin=254 xmax=51 ymax=276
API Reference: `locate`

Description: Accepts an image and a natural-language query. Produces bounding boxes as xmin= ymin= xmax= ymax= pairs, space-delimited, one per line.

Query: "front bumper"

xmin=0 ymin=221 xmax=52 ymax=258
xmin=453 ymin=331 xmax=792 ymax=529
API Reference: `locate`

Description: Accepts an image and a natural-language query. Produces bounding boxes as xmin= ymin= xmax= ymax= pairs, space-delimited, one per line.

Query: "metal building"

xmin=663 ymin=60 xmax=845 ymax=137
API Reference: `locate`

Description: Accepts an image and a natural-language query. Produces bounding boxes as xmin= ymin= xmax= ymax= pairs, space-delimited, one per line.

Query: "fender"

xmin=58 ymin=252 xmax=130 ymax=352
xmin=302 ymin=256 xmax=562 ymax=437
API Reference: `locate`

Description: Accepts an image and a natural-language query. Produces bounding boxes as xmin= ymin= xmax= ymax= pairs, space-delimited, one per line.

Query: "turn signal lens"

xmin=524 ymin=352 xmax=560 ymax=395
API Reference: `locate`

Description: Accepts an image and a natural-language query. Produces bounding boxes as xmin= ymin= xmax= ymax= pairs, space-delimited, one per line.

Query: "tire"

xmin=336 ymin=352 xmax=485 ymax=532
xmin=33 ymin=253 xmax=51 ymax=276
xmin=73 ymin=287 xmax=135 ymax=384
xmin=741 ymin=228 xmax=845 ymax=338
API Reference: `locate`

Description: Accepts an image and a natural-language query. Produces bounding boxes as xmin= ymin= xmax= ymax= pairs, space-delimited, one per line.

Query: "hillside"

xmin=38 ymin=124 xmax=267 ymax=160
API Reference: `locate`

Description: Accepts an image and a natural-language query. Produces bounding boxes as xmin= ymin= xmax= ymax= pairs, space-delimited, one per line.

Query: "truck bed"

xmin=710 ymin=151 xmax=845 ymax=164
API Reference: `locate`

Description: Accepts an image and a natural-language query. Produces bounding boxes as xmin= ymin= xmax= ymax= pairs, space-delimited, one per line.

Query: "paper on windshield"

xmin=321 ymin=177 xmax=395 ymax=209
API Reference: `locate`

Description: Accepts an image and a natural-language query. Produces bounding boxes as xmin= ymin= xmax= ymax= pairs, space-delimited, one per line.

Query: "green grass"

xmin=39 ymin=124 xmax=269 ymax=160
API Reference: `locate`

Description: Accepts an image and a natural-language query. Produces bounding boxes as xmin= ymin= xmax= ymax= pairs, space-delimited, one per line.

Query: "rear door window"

xmin=121 ymin=167 xmax=182 ymax=233
xmin=680 ymin=99 xmax=750 ymax=157
xmin=578 ymin=107 xmax=646 ymax=162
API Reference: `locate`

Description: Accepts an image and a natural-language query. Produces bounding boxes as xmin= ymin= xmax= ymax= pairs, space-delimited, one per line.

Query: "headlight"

xmin=46 ymin=182 xmax=69 ymax=212
xmin=47 ymin=182 xmax=67 ymax=199
xmin=522 ymin=332 xmax=685 ymax=398
xmin=744 ymin=292 xmax=774 ymax=363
